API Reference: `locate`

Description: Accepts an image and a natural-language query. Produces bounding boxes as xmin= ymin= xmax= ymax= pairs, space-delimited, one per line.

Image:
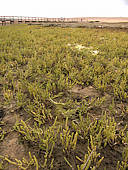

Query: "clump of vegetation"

xmin=0 ymin=25 xmax=128 ymax=169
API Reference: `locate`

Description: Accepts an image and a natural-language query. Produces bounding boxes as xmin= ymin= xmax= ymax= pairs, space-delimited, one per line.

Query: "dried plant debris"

xmin=0 ymin=109 xmax=4 ymax=120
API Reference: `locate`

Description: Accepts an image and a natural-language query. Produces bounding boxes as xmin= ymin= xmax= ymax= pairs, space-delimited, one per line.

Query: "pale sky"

xmin=1 ymin=0 xmax=128 ymax=17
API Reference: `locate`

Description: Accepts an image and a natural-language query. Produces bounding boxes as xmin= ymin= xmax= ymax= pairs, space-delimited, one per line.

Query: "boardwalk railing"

xmin=0 ymin=16 xmax=83 ymax=25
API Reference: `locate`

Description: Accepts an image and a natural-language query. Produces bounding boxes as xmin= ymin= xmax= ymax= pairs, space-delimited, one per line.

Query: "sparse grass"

xmin=0 ymin=24 xmax=128 ymax=169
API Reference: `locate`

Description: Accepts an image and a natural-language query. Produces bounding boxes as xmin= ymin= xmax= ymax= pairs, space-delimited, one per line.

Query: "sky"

xmin=0 ymin=0 xmax=128 ymax=18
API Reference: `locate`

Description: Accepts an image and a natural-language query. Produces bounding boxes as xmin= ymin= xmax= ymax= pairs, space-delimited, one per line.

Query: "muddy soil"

xmin=29 ymin=21 xmax=128 ymax=29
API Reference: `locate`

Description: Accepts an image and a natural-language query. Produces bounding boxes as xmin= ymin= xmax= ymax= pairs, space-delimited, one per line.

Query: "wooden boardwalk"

xmin=0 ymin=16 xmax=83 ymax=25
